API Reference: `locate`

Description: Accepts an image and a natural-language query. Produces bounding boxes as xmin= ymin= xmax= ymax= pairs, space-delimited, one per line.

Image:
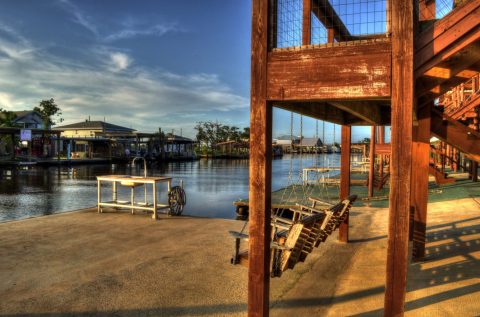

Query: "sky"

xmin=0 ymin=0 xmax=384 ymax=143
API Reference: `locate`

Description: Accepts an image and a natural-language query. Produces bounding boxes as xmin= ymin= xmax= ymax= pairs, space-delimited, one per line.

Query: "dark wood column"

xmin=384 ymin=0 xmax=414 ymax=316
xmin=302 ymin=0 xmax=311 ymax=45
xmin=368 ymin=126 xmax=376 ymax=197
xmin=249 ymin=0 xmax=272 ymax=316
xmin=339 ymin=125 xmax=351 ymax=242
xmin=378 ymin=126 xmax=385 ymax=181
xmin=411 ymin=103 xmax=431 ymax=261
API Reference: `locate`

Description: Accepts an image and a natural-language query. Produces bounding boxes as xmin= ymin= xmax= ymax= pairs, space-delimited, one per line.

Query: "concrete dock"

xmin=0 ymin=198 xmax=479 ymax=316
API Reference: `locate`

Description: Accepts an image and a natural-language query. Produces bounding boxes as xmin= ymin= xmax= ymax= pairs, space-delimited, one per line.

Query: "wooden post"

xmin=327 ymin=28 xmax=335 ymax=43
xmin=379 ymin=126 xmax=385 ymax=181
xmin=249 ymin=1 xmax=272 ymax=316
xmin=302 ymin=0 xmax=311 ymax=45
xmin=411 ymin=103 xmax=431 ymax=261
xmin=384 ymin=0 xmax=414 ymax=316
xmin=339 ymin=125 xmax=351 ymax=242
xmin=368 ymin=126 xmax=376 ymax=197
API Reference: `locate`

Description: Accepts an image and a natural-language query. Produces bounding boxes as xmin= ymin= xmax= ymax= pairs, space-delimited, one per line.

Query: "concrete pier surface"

xmin=1 ymin=198 xmax=479 ymax=316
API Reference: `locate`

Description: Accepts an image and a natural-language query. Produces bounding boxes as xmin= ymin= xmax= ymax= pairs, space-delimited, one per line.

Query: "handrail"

xmin=438 ymin=73 xmax=480 ymax=115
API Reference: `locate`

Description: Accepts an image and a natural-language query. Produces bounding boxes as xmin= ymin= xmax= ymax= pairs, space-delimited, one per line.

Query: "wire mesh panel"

xmin=311 ymin=0 xmax=387 ymax=45
xmin=436 ymin=0 xmax=469 ymax=19
xmin=276 ymin=0 xmax=303 ymax=48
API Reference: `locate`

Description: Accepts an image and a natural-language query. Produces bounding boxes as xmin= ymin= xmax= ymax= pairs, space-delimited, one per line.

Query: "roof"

xmin=13 ymin=110 xmax=40 ymax=119
xmin=276 ymin=135 xmax=301 ymax=141
xmin=299 ymin=137 xmax=323 ymax=147
xmin=54 ymin=121 xmax=135 ymax=133
xmin=166 ymin=134 xmax=194 ymax=143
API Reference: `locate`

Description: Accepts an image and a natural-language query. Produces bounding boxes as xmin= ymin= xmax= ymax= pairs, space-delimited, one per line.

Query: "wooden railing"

xmin=438 ymin=73 xmax=480 ymax=116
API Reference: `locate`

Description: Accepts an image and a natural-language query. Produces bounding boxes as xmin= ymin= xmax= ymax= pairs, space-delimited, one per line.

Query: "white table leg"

xmin=152 ymin=182 xmax=158 ymax=220
xmin=97 ymin=180 xmax=102 ymax=213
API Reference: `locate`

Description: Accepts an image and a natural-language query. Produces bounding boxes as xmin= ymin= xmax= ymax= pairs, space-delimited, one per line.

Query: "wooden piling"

xmin=339 ymin=125 xmax=351 ymax=242
xmin=368 ymin=126 xmax=376 ymax=197
xmin=249 ymin=0 xmax=272 ymax=316
xmin=384 ymin=0 xmax=414 ymax=316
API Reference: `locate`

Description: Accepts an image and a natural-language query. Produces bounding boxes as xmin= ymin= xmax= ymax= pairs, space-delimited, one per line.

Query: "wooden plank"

xmin=411 ymin=103 xmax=431 ymax=261
xmin=339 ymin=125 xmax=351 ymax=243
xmin=249 ymin=0 xmax=272 ymax=316
xmin=384 ymin=0 xmax=414 ymax=316
xmin=275 ymin=102 xmax=346 ymax=125
xmin=415 ymin=3 xmax=480 ymax=75
xmin=329 ymin=101 xmax=383 ymax=125
xmin=430 ymin=107 xmax=480 ymax=162
xmin=267 ymin=42 xmax=392 ymax=101
xmin=375 ymin=143 xmax=391 ymax=155
xmin=368 ymin=126 xmax=376 ymax=198
xmin=419 ymin=0 xmax=436 ymax=21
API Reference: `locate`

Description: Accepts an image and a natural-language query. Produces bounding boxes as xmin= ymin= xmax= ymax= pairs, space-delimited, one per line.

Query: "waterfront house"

xmin=164 ymin=134 xmax=196 ymax=160
xmin=54 ymin=120 xmax=136 ymax=159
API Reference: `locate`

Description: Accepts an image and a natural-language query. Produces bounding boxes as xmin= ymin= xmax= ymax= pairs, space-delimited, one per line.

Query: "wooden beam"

xmin=302 ymin=0 xmax=312 ymax=46
xmin=311 ymin=0 xmax=352 ymax=42
xmin=275 ymin=102 xmax=345 ymax=125
xmin=411 ymin=103 xmax=431 ymax=261
xmin=339 ymin=125 xmax=351 ymax=242
xmin=419 ymin=0 xmax=436 ymax=21
xmin=249 ymin=0 xmax=272 ymax=316
xmin=384 ymin=0 xmax=414 ymax=315
xmin=267 ymin=41 xmax=392 ymax=101
xmin=368 ymin=126 xmax=376 ymax=198
xmin=430 ymin=107 xmax=480 ymax=162
xmin=415 ymin=1 xmax=480 ymax=76
xmin=329 ymin=101 xmax=383 ymax=125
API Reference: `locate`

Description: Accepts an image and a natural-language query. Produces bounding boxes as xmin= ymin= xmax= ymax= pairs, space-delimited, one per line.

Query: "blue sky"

xmin=0 ymin=0 xmax=376 ymax=142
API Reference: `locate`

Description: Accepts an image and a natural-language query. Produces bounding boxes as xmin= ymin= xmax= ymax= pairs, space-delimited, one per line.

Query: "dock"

xmin=1 ymin=196 xmax=479 ymax=316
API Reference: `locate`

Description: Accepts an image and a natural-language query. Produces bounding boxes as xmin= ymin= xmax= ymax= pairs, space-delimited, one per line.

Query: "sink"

xmin=120 ymin=176 xmax=146 ymax=187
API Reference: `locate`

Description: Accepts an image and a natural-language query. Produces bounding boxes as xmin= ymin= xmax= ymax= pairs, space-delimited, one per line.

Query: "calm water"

xmin=0 ymin=154 xmax=344 ymax=222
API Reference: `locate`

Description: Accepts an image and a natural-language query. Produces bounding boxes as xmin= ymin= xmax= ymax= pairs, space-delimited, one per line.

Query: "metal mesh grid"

xmin=418 ymin=0 xmax=471 ymax=20
xmin=311 ymin=12 xmax=328 ymax=44
xmin=276 ymin=0 xmax=303 ymax=48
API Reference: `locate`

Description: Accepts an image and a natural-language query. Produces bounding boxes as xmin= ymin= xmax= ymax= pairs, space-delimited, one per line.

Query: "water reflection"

xmin=0 ymin=154 xmax=342 ymax=222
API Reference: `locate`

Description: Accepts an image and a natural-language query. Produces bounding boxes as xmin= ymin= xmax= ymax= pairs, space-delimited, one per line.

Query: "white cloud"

xmin=58 ymin=0 xmax=98 ymax=35
xmin=110 ymin=52 xmax=131 ymax=71
xmin=0 ymin=23 xmax=248 ymax=136
xmin=104 ymin=23 xmax=180 ymax=42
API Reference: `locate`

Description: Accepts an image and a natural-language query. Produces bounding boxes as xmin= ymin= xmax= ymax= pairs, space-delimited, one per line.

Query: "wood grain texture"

xmin=267 ymin=42 xmax=391 ymax=101
xmin=384 ymin=0 xmax=414 ymax=316
xmin=411 ymin=103 xmax=431 ymax=261
xmin=339 ymin=125 xmax=351 ymax=243
xmin=249 ymin=0 xmax=272 ymax=316
xmin=368 ymin=126 xmax=376 ymax=198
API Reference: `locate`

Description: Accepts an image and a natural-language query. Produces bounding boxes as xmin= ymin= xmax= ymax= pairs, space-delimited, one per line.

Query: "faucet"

xmin=132 ymin=156 xmax=147 ymax=177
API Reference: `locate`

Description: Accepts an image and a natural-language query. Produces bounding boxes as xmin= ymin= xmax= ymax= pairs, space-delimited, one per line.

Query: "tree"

xmin=362 ymin=137 xmax=371 ymax=144
xmin=0 ymin=108 xmax=16 ymax=127
xmin=34 ymin=98 xmax=63 ymax=129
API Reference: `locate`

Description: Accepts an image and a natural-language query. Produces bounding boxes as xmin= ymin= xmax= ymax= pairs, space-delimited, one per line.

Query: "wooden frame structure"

xmin=248 ymin=0 xmax=480 ymax=316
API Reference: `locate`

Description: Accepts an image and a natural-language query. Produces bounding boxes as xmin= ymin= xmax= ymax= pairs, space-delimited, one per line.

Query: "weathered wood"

xmin=330 ymin=101 xmax=383 ymax=125
xmin=419 ymin=0 xmax=436 ymax=21
xmin=368 ymin=126 xmax=376 ymax=198
xmin=302 ymin=0 xmax=311 ymax=46
xmin=384 ymin=0 xmax=414 ymax=316
xmin=415 ymin=2 xmax=480 ymax=76
xmin=249 ymin=0 xmax=272 ymax=315
xmin=267 ymin=42 xmax=392 ymax=101
xmin=430 ymin=107 xmax=480 ymax=162
xmin=411 ymin=103 xmax=431 ymax=261
xmin=339 ymin=125 xmax=351 ymax=243
xmin=275 ymin=102 xmax=345 ymax=125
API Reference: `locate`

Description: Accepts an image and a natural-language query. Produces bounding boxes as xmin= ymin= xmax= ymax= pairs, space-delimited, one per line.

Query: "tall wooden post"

xmin=411 ymin=103 xmax=431 ymax=260
xmin=368 ymin=126 xmax=376 ymax=197
xmin=379 ymin=126 xmax=385 ymax=182
xmin=339 ymin=125 xmax=351 ymax=242
xmin=302 ymin=0 xmax=311 ymax=45
xmin=249 ymin=0 xmax=272 ymax=316
xmin=384 ymin=0 xmax=414 ymax=316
